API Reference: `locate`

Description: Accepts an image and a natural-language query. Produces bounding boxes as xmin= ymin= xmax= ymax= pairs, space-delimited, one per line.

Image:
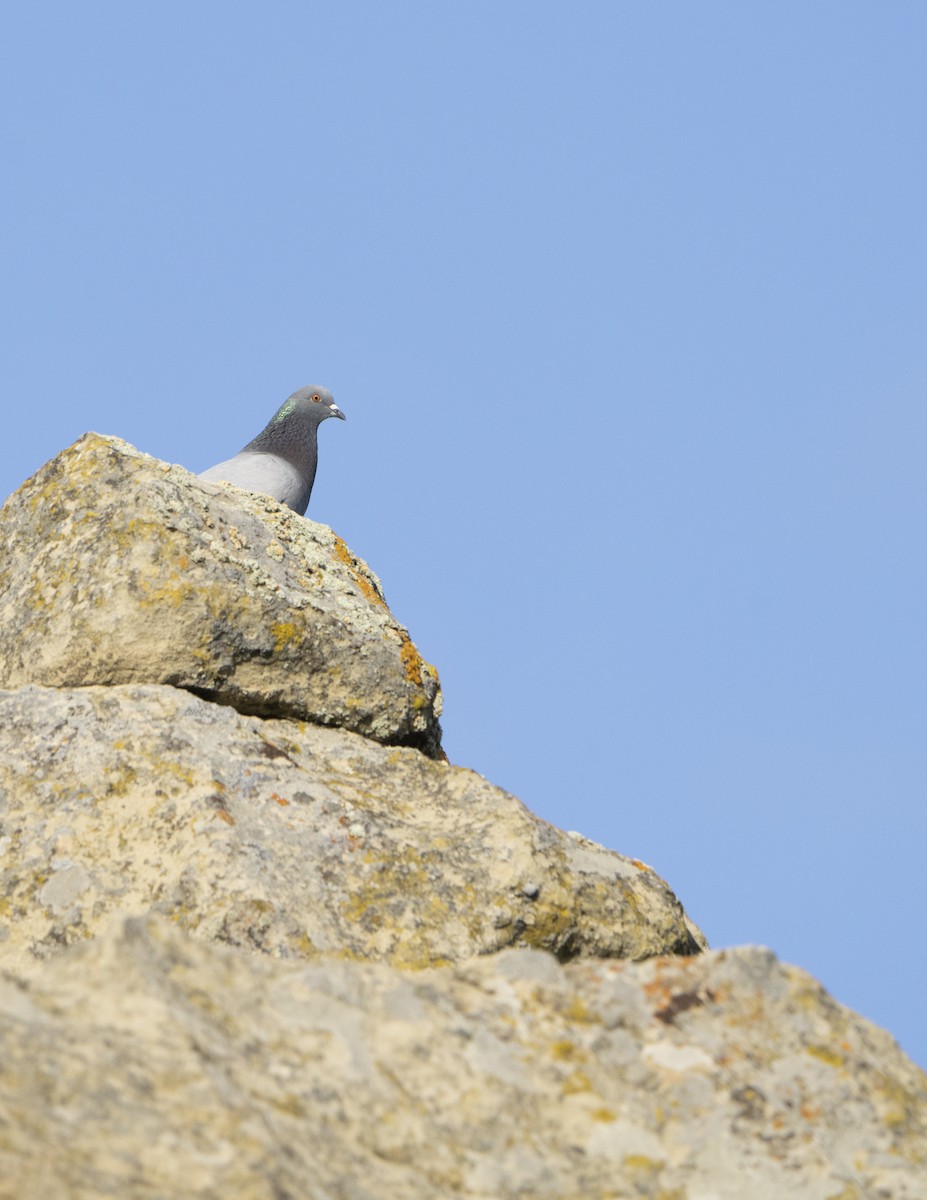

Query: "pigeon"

xmin=199 ymin=385 xmax=346 ymax=515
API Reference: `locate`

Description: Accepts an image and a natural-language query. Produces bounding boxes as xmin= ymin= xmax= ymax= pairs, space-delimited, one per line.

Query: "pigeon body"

xmin=199 ymin=385 xmax=345 ymax=515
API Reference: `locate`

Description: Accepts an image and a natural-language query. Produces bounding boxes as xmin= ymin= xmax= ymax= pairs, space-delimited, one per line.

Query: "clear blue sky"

xmin=2 ymin=4 xmax=926 ymax=1069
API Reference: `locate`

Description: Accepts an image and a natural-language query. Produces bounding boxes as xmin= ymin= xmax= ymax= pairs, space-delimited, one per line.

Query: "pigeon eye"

xmin=311 ymin=394 xmax=322 ymax=402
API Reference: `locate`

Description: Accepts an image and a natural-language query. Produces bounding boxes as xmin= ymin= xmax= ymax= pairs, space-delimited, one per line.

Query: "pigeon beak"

xmin=330 ymin=405 xmax=346 ymax=421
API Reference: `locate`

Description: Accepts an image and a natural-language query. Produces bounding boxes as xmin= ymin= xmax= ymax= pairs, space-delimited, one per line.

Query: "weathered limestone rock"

xmin=0 ymin=684 xmax=703 ymax=970
xmin=2 ymin=435 xmax=919 ymax=1197
xmin=0 ymin=915 xmax=924 ymax=1200
xmin=0 ymin=433 xmax=442 ymax=755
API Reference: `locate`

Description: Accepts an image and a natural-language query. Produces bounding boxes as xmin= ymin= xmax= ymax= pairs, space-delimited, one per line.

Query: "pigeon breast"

xmin=199 ymin=451 xmax=314 ymax=514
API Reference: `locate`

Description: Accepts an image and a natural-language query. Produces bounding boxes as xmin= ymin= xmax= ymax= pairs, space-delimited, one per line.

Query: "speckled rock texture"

xmin=0 ymin=433 xmax=442 ymax=755
xmin=0 ymin=684 xmax=703 ymax=970
xmin=0 ymin=915 xmax=924 ymax=1200
xmin=1 ymin=436 xmax=923 ymax=1199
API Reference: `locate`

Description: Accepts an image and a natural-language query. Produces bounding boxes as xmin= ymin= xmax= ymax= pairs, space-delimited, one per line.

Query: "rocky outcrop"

xmin=1 ymin=915 xmax=924 ymax=1199
xmin=0 ymin=683 xmax=702 ymax=970
xmin=0 ymin=434 xmax=441 ymax=755
xmin=0 ymin=434 xmax=924 ymax=1198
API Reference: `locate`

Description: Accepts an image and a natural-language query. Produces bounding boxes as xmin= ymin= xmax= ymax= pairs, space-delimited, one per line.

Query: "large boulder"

xmin=0 ymin=433 xmax=442 ymax=755
xmin=0 ymin=915 xmax=923 ymax=1199
xmin=0 ymin=684 xmax=704 ymax=969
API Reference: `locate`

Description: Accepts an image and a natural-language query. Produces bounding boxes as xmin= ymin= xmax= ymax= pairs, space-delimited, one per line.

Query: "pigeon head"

xmin=244 ymin=384 xmax=346 ymax=468
xmin=270 ymin=385 xmax=346 ymax=427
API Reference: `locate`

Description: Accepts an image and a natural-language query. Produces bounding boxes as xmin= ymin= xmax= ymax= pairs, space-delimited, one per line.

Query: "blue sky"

xmin=3 ymin=4 xmax=926 ymax=1069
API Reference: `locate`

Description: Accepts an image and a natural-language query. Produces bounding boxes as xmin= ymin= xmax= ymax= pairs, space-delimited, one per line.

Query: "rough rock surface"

xmin=0 ymin=433 xmax=442 ymax=755
xmin=0 ymin=683 xmax=703 ymax=969
xmin=0 ymin=915 xmax=924 ymax=1200
xmin=0 ymin=434 xmax=924 ymax=1198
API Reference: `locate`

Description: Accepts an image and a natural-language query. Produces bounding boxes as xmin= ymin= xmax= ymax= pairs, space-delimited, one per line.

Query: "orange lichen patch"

xmin=399 ymin=634 xmax=425 ymax=687
xmin=331 ymin=537 xmax=386 ymax=608
xmin=642 ymin=973 xmax=676 ymax=1010
xmin=271 ymin=622 xmax=299 ymax=651
xmin=644 ymin=957 xmax=701 ymax=986
xmin=550 ymin=1040 xmax=588 ymax=1064
xmin=215 ymin=810 xmax=236 ymax=825
xmin=270 ymin=793 xmax=289 ymax=806
xmin=562 ymin=1069 xmax=594 ymax=1095
xmin=562 ymin=995 xmax=597 ymax=1024
xmin=643 ymin=959 xmax=717 ymax=1025
xmin=807 ymin=1044 xmax=845 ymax=1068
xmin=654 ymin=990 xmax=705 ymax=1025
xmin=630 ymin=859 xmax=652 ymax=871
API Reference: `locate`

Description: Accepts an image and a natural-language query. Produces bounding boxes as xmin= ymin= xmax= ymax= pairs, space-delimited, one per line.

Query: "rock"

xmin=0 ymin=433 xmax=442 ymax=755
xmin=2 ymin=434 xmax=920 ymax=1198
xmin=0 ymin=915 xmax=924 ymax=1199
xmin=0 ymin=684 xmax=704 ymax=970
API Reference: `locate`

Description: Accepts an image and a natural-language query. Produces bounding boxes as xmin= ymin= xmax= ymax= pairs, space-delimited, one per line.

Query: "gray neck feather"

xmin=244 ymin=405 xmax=320 ymax=508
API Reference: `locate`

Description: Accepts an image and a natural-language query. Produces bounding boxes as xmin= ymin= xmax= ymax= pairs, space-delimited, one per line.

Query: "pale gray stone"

xmin=0 ymin=684 xmax=704 ymax=971
xmin=0 ymin=916 xmax=923 ymax=1200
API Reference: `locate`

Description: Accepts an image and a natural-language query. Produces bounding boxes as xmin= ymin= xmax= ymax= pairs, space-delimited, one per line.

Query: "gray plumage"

xmin=199 ymin=385 xmax=346 ymax=515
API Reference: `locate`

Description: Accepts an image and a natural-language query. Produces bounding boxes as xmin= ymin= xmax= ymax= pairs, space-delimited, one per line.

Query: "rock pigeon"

xmin=199 ymin=385 xmax=346 ymax=515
